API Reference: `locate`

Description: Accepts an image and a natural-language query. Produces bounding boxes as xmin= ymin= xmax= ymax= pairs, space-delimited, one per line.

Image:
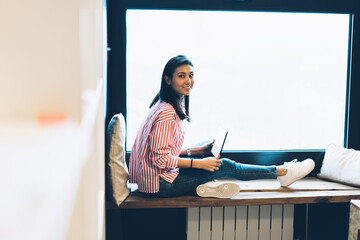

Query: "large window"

xmin=126 ymin=10 xmax=350 ymax=152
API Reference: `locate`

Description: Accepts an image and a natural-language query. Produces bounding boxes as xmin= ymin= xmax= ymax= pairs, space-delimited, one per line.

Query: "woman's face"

xmin=165 ymin=64 xmax=194 ymax=97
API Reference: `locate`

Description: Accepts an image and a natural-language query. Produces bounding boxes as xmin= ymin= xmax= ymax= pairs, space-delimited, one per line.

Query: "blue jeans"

xmin=151 ymin=158 xmax=277 ymax=197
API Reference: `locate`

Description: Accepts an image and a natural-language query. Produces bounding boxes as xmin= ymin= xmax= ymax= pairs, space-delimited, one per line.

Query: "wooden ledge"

xmin=106 ymin=177 xmax=360 ymax=209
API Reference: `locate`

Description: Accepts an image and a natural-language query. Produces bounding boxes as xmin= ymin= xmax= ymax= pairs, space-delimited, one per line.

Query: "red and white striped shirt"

xmin=129 ymin=101 xmax=185 ymax=193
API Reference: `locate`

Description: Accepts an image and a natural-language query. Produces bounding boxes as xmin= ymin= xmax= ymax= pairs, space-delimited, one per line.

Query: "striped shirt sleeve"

xmin=148 ymin=119 xmax=179 ymax=169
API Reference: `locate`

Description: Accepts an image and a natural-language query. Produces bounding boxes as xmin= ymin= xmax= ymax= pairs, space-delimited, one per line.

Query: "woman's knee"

xmin=220 ymin=158 xmax=236 ymax=167
xmin=218 ymin=158 xmax=241 ymax=175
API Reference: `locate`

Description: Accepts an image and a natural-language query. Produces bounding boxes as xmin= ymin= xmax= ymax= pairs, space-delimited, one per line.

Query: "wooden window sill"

xmin=106 ymin=177 xmax=360 ymax=209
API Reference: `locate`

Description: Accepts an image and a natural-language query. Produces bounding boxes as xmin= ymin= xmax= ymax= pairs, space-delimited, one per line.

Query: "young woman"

xmin=129 ymin=55 xmax=315 ymax=198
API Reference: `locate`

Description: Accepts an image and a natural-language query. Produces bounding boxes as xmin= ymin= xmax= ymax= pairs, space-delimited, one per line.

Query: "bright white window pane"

xmin=126 ymin=10 xmax=350 ymax=151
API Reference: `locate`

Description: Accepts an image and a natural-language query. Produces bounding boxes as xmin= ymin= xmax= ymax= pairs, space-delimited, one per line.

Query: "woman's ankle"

xmin=276 ymin=166 xmax=287 ymax=176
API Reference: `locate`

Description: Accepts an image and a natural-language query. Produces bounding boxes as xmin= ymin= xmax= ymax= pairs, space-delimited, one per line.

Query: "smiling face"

xmin=165 ymin=64 xmax=194 ymax=97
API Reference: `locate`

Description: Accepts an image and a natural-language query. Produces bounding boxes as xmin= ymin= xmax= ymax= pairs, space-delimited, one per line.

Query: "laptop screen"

xmin=211 ymin=127 xmax=228 ymax=157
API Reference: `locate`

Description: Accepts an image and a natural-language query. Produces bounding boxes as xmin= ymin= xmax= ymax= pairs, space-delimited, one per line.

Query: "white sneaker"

xmin=277 ymin=158 xmax=315 ymax=187
xmin=196 ymin=181 xmax=240 ymax=198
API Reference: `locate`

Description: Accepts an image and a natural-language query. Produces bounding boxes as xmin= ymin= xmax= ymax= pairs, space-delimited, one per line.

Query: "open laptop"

xmin=211 ymin=127 xmax=228 ymax=158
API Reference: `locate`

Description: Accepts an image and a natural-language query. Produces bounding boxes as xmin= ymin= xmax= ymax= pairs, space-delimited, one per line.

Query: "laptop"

xmin=211 ymin=127 xmax=228 ymax=158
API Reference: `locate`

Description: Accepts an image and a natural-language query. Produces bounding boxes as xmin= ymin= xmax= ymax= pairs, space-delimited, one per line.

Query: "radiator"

xmin=187 ymin=205 xmax=294 ymax=240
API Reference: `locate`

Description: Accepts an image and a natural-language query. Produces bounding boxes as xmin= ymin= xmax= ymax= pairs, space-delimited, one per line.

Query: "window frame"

xmin=106 ymin=0 xmax=360 ymax=168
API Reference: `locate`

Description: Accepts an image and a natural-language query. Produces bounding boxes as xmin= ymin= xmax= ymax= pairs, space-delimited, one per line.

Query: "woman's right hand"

xmin=194 ymin=156 xmax=222 ymax=172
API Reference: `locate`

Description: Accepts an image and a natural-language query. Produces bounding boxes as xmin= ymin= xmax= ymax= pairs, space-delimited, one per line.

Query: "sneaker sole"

xmin=196 ymin=182 xmax=240 ymax=198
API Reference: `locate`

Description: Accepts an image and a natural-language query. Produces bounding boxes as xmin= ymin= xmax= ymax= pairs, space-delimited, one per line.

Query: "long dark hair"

xmin=150 ymin=55 xmax=193 ymax=121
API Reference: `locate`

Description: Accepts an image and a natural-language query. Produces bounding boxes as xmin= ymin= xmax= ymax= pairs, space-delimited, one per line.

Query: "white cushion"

xmin=318 ymin=143 xmax=360 ymax=187
xmin=106 ymin=113 xmax=130 ymax=206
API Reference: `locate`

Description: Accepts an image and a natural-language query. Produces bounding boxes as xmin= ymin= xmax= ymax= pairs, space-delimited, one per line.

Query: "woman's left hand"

xmin=197 ymin=140 xmax=214 ymax=156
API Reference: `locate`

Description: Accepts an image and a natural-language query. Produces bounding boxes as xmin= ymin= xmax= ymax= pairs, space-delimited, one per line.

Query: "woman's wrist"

xmin=186 ymin=148 xmax=192 ymax=156
xmin=189 ymin=147 xmax=202 ymax=156
xmin=191 ymin=158 xmax=198 ymax=169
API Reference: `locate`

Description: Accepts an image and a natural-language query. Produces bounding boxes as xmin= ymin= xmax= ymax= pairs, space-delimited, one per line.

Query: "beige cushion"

xmin=318 ymin=143 xmax=360 ymax=187
xmin=106 ymin=113 xmax=130 ymax=206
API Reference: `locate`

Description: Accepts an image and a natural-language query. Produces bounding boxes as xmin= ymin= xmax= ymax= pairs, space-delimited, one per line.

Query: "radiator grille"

xmin=187 ymin=205 xmax=294 ymax=240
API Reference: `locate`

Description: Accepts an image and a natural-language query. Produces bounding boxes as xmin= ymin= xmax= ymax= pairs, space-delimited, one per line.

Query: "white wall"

xmin=0 ymin=0 xmax=82 ymax=122
xmin=0 ymin=0 xmax=106 ymax=239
